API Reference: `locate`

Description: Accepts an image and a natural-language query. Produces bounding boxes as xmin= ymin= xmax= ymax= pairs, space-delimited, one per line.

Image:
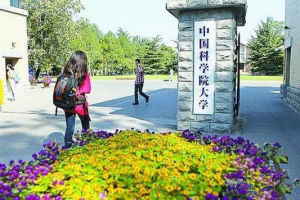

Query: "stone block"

xmin=207 ymin=0 xmax=223 ymax=6
xmin=210 ymin=123 xmax=231 ymax=134
xmin=216 ymin=10 xmax=234 ymax=19
xmin=223 ymin=0 xmax=247 ymax=5
xmin=179 ymin=13 xmax=195 ymax=21
xmin=217 ymin=40 xmax=234 ymax=51
xmin=179 ymin=72 xmax=193 ymax=82
xmin=217 ymin=51 xmax=233 ymax=61
xmin=178 ymin=61 xmax=193 ymax=72
xmin=215 ymin=82 xmax=234 ymax=92
xmin=179 ymin=41 xmax=193 ymax=51
xmin=215 ymin=103 xmax=233 ymax=113
xmin=215 ymin=92 xmax=234 ymax=103
xmin=214 ymin=113 xmax=232 ymax=123
xmin=178 ymin=82 xmax=193 ymax=92
xmin=190 ymin=122 xmax=210 ymax=132
xmin=216 ymin=61 xmax=235 ymax=72
xmin=179 ymin=51 xmax=193 ymax=62
xmin=193 ymin=11 xmax=213 ymax=20
xmin=179 ymin=101 xmax=192 ymax=112
xmin=167 ymin=0 xmax=187 ymax=9
xmin=179 ymin=92 xmax=192 ymax=102
xmin=179 ymin=31 xmax=193 ymax=41
xmin=217 ymin=19 xmax=235 ymax=29
xmin=187 ymin=0 xmax=207 ymax=7
xmin=215 ymin=72 xmax=235 ymax=82
xmin=178 ymin=112 xmax=196 ymax=121
xmin=179 ymin=21 xmax=193 ymax=31
xmin=196 ymin=115 xmax=213 ymax=122
xmin=178 ymin=122 xmax=191 ymax=131
xmin=217 ymin=29 xmax=234 ymax=40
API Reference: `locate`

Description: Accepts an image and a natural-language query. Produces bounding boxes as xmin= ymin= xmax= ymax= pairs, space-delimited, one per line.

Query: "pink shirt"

xmin=74 ymin=73 xmax=91 ymax=116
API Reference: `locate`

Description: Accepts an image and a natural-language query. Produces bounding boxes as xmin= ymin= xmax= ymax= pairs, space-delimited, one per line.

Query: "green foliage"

xmin=248 ymin=17 xmax=284 ymax=75
xmin=22 ymin=0 xmax=83 ymax=76
xmin=72 ymin=24 xmax=178 ymax=75
xmin=72 ymin=18 xmax=104 ymax=75
xmin=22 ymin=0 xmax=178 ymax=77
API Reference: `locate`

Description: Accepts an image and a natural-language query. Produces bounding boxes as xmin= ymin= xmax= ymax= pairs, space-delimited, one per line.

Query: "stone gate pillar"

xmin=167 ymin=0 xmax=247 ymax=133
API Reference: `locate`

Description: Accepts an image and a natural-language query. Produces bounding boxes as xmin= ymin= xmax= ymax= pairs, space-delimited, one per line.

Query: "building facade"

xmin=0 ymin=0 xmax=29 ymax=96
xmin=240 ymin=43 xmax=251 ymax=74
xmin=283 ymin=0 xmax=300 ymax=112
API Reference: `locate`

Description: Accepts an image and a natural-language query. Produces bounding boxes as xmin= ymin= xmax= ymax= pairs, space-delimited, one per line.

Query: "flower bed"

xmin=0 ymin=130 xmax=298 ymax=200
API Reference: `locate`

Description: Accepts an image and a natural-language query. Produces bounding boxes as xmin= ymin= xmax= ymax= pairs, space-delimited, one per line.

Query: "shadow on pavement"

xmin=90 ymin=88 xmax=178 ymax=127
xmin=43 ymin=132 xmax=65 ymax=146
xmin=0 ymin=133 xmax=42 ymax=164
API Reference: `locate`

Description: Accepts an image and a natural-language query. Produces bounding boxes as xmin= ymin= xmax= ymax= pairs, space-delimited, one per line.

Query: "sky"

xmin=80 ymin=0 xmax=285 ymax=47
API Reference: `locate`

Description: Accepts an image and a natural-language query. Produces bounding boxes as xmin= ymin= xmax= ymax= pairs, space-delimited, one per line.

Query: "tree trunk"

xmin=35 ymin=67 xmax=41 ymax=80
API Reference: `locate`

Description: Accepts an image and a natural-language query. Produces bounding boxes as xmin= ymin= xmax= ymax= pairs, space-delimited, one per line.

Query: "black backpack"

xmin=53 ymin=75 xmax=78 ymax=115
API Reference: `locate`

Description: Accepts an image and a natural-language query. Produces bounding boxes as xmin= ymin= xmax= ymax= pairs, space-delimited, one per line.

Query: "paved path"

xmin=0 ymin=80 xmax=178 ymax=164
xmin=0 ymin=80 xmax=299 ymax=198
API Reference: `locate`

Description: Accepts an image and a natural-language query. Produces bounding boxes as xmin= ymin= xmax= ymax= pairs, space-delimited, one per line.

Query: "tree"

xmin=22 ymin=0 xmax=178 ymax=77
xmin=248 ymin=17 xmax=284 ymax=75
xmin=72 ymin=18 xmax=104 ymax=75
xmin=22 ymin=0 xmax=83 ymax=78
xmin=142 ymin=36 xmax=163 ymax=74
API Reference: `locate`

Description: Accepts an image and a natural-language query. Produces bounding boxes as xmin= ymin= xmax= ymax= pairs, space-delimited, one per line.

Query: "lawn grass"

xmin=240 ymin=75 xmax=283 ymax=81
xmin=91 ymin=74 xmax=283 ymax=81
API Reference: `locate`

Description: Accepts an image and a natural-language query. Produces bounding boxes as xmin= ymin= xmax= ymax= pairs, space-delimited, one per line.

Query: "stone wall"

xmin=285 ymin=0 xmax=300 ymax=89
xmin=284 ymin=86 xmax=300 ymax=112
xmin=177 ymin=8 xmax=237 ymax=134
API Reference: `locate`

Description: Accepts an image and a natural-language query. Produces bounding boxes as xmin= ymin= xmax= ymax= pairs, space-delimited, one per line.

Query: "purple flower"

xmin=273 ymin=142 xmax=282 ymax=148
xmin=260 ymin=166 xmax=271 ymax=174
xmin=32 ymin=154 xmax=38 ymax=160
xmin=254 ymin=157 xmax=265 ymax=166
xmin=52 ymin=180 xmax=58 ymax=186
xmin=38 ymin=150 xmax=47 ymax=156
xmin=55 ymin=196 xmax=62 ymax=200
xmin=205 ymin=193 xmax=218 ymax=200
xmin=26 ymin=194 xmax=40 ymax=200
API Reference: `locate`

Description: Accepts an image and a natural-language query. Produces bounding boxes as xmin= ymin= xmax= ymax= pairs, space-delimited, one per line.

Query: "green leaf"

xmin=135 ymin=151 xmax=143 ymax=159
xmin=279 ymin=156 xmax=288 ymax=164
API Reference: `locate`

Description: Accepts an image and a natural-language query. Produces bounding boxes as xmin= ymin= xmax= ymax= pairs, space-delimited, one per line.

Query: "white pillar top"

xmin=166 ymin=0 xmax=247 ymax=26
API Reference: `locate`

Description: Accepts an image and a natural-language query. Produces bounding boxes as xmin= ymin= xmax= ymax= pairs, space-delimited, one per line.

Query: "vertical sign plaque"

xmin=193 ymin=21 xmax=216 ymax=115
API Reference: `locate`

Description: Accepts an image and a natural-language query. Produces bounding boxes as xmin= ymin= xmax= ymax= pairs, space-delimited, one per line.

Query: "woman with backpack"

xmin=61 ymin=51 xmax=91 ymax=148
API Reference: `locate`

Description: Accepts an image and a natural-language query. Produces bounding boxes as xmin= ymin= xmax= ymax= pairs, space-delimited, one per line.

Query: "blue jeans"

xmin=64 ymin=112 xmax=90 ymax=148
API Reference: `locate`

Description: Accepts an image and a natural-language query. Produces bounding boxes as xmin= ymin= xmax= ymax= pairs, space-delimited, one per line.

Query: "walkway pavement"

xmin=0 ymin=80 xmax=178 ymax=164
xmin=0 ymin=80 xmax=299 ymax=198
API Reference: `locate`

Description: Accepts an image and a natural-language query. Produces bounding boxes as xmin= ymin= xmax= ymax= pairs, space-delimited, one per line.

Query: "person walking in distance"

xmin=169 ymin=68 xmax=174 ymax=82
xmin=133 ymin=59 xmax=149 ymax=105
xmin=6 ymin=64 xmax=19 ymax=101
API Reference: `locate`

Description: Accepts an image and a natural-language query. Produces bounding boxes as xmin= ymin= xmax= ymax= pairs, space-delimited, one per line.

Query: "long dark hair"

xmin=63 ymin=51 xmax=88 ymax=86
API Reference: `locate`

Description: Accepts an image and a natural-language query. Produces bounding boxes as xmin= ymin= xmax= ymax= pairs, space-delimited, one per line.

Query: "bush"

xmin=0 ymin=130 xmax=299 ymax=200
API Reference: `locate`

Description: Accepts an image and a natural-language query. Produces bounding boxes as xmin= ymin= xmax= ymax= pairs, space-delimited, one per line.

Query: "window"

xmin=10 ymin=0 xmax=20 ymax=8
xmin=285 ymin=48 xmax=291 ymax=86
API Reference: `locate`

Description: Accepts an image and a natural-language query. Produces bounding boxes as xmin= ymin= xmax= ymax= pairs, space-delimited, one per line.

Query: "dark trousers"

xmin=64 ymin=112 xmax=90 ymax=148
xmin=134 ymin=83 xmax=149 ymax=103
